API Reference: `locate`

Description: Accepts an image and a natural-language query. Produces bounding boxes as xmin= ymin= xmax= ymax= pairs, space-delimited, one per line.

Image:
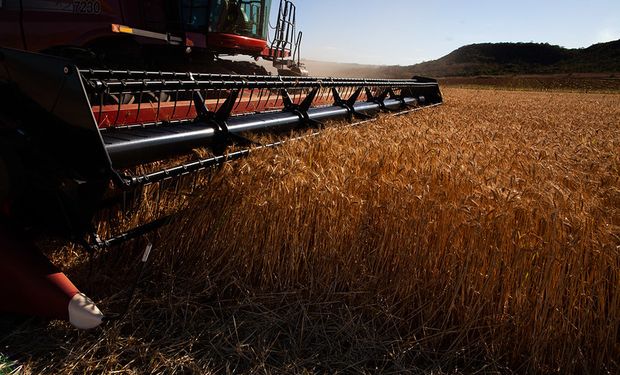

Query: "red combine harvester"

xmin=0 ymin=0 xmax=442 ymax=329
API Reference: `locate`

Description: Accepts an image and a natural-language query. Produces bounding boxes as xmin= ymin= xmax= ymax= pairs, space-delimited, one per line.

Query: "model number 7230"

xmin=73 ymin=0 xmax=102 ymax=14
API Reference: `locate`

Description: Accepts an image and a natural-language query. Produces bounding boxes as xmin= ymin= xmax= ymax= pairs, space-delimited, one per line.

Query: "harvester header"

xmin=0 ymin=46 xmax=442 ymax=328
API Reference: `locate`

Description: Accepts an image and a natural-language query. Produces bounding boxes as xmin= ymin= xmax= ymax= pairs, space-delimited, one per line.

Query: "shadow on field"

xmin=0 ymin=237 xmax=506 ymax=374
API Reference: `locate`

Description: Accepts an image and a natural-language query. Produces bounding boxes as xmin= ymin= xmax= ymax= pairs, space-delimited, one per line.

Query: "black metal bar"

xmin=92 ymin=81 xmax=437 ymax=96
xmin=81 ymin=69 xmax=436 ymax=84
xmin=100 ymin=215 xmax=173 ymax=248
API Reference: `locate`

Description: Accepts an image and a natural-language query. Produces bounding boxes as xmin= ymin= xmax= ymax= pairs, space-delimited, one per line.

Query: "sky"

xmin=276 ymin=0 xmax=620 ymax=65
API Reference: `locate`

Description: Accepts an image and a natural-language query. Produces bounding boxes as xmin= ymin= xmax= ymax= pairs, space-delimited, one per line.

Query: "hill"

xmin=304 ymin=40 xmax=620 ymax=78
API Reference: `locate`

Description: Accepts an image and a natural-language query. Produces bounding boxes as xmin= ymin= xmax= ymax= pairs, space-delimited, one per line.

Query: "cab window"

xmin=181 ymin=0 xmax=271 ymax=40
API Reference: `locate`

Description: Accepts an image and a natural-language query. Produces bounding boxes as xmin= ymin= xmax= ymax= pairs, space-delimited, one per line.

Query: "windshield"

xmin=181 ymin=0 xmax=272 ymax=40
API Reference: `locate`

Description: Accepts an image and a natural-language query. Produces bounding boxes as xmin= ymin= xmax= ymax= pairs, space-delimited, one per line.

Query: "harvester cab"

xmin=178 ymin=0 xmax=306 ymax=75
xmin=0 ymin=1 xmax=442 ymax=329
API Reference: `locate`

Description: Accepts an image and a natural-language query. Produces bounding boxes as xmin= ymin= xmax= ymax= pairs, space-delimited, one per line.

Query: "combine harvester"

xmin=0 ymin=0 xmax=442 ymax=329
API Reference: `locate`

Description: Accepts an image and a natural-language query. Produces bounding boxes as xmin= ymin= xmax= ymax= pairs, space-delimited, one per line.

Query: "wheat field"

xmin=1 ymin=87 xmax=619 ymax=374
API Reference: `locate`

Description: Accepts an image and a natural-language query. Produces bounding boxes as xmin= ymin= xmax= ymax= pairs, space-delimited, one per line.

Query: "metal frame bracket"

xmin=333 ymin=87 xmax=371 ymax=120
xmin=281 ymin=88 xmax=322 ymax=128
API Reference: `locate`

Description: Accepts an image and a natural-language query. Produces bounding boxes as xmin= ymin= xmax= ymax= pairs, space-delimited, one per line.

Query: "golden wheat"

xmin=2 ymin=88 xmax=618 ymax=374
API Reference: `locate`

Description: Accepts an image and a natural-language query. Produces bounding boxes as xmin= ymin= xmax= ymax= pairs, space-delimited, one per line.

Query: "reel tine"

xmin=156 ymin=86 xmax=163 ymax=122
xmin=234 ymin=87 xmax=245 ymax=111
xmin=158 ymin=180 xmax=165 ymax=216
xmin=181 ymin=172 xmax=195 ymax=196
xmin=276 ymin=88 xmax=282 ymax=107
xmin=174 ymin=177 xmax=181 ymax=195
xmin=257 ymin=87 xmax=266 ymax=111
xmin=246 ymin=87 xmax=255 ymax=112
xmin=136 ymin=81 xmax=144 ymax=124
xmin=191 ymin=170 xmax=199 ymax=194
xmin=97 ymin=85 xmax=105 ymax=127
xmin=265 ymin=86 xmax=273 ymax=108
xmin=186 ymin=89 xmax=196 ymax=118
xmin=215 ymin=86 xmax=222 ymax=110
xmin=113 ymin=82 xmax=123 ymax=126
xmin=133 ymin=184 xmax=142 ymax=213
xmin=171 ymin=87 xmax=180 ymax=119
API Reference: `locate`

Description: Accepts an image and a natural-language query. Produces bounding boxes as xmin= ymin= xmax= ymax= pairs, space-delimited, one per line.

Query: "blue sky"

xmin=278 ymin=0 xmax=620 ymax=65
